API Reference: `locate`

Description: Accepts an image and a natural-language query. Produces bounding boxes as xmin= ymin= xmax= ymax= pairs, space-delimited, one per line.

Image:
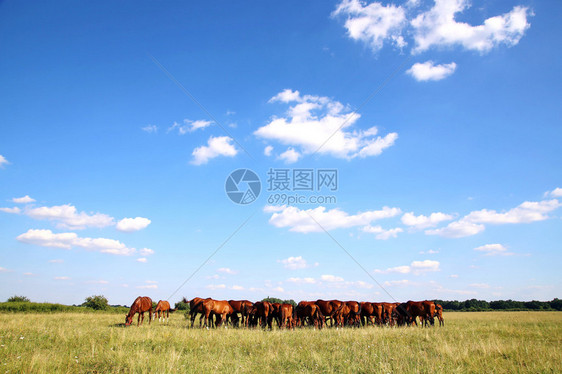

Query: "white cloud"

xmin=136 ymin=258 xmax=147 ymax=263
xmin=206 ymin=284 xmax=226 ymax=290
xmin=266 ymin=205 xmax=401 ymax=233
xmin=264 ymin=145 xmax=274 ymax=156
xmin=255 ymin=89 xmax=397 ymax=161
xmin=425 ymin=219 xmax=485 ymax=238
xmin=474 ymin=243 xmax=514 ymax=256
xmin=407 ymin=61 xmax=457 ymax=81
xmin=0 ymin=155 xmax=9 ymax=168
xmin=320 ymin=274 xmax=345 ymax=282
xmin=332 ymin=0 xmax=407 ymax=51
xmin=24 ymin=204 xmax=114 ymax=230
xmin=54 ymin=276 xmax=70 ymax=280
xmin=463 ymin=199 xmax=561 ymax=225
xmin=231 ymin=285 xmax=244 ymax=291
xmin=402 ymin=211 xmax=454 ymax=229
xmin=272 ymin=287 xmax=285 ymax=293
xmin=375 ymin=260 xmax=440 ymax=275
xmin=12 ymin=196 xmax=35 ymax=204
xmin=217 ymin=267 xmax=238 ymax=275
xmin=86 ymin=280 xmax=109 ymax=284
xmin=168 ymin=119 xmax=213 ymax=134
xmin=141 ymin=125 xmax=158 ymax=133
xmin=383 ymin=279 xmax=412 ymax=287
xmin=411 ymin=1 xmax=532 ymax=53
xmin=278 ymin=256 xmax=311 ymax=270
xmin=23 ymin=272 xmax=34 ymax=276
xmin=0 ymin=267 xmax=11 ymax=272
xmin=191 ymin=136 xmax=238 ymax=165
xmin=287 ymin=277 xmax=317 ymax=284
xmin=17 ymin=229 xmax=141 ymax=256
xmin=48 ymin=259 xmax=63 ymax=263
xmin=139 ymin=248 xmax=154 ymax=256
xmin=116 ymin=217 xmax=151 ymax=232
xmin=545 ymin=187 xmax=562 ymax=198
xmin=362 ymin=225 xmax=403 ymax=239
xmin=333 ymin=0 xmax=533 ymax=56
xmin=428 ymin=198 xmax=561 ymax=238
xmin=450 ymin=274 xmax=459 ymax=278
xmin=278 ymin=148 xmax=301 ymax=164
xmin=0 ymin=207 xmax=21 ymax=214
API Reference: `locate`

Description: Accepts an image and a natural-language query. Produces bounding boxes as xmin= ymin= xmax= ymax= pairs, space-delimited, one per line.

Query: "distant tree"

xmin=550 ymin=298 xmax=562 ymax=311
xmin=175 ymin=301 xmax=188 ymax=311
xmin=7 ymin=295 xmax=30 ymax=303
xmin=83 ymin=295 xmax=109 ymax=310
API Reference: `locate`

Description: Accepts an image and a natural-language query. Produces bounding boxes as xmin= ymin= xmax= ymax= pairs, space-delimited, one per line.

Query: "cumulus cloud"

xmin=321 ymin=274 xmax=345 ymax=282
xmin=383 ymin=279 xmax=412 ymax=287
xmin=469 ymin=283 xmax=491 ymax=289
xmin=54 ymin=276 xmax=70 ymax=280
xmin=191 ymin=136 xmax=238 ymax=165
xmin=545 ymin=187 xmax=562 ymax=198
xmin=137 ymin=284 xmax=158 ymax=289
xmin=0 ymin=155 xmax=9 ymax=168
xmin=287 ymin=277 xmax=317 ymax=284
xmin=264 ymin=145 xmax=274 ymax=156
xmin=278 ymin=148 xmax=301 ymax=164
xmin=16 ymin=229 xmax=146 ymax=256
xmin=116 ymin=217 xmax=151 ymax=232
xmin=332 ymin=0 xmax=407 ymax=51
xmin=362 ymin=225 xmax=403 ymax=239
xmin=407 ymin=61 xmax=457 ymax=81
xmin=141 ymin=125 xmax=158 ymax=133
xmin=255 ymin=89 xmax=398 ymax=161
xmin=401 ymin=211 xmax=453 ymax=229
xmin=374 ymin=260 xmax=440 ymax=275
xmin=136 ymin=258 xmax=148 ymax=263
xmin=427 ymin=199 xmax=561 ymax=238
xmin=22 ymin=204 xmax=114 ymax=230
xmin=12 ymin=196 xmax=35 ymax=204
xmin=231 ymin=285 xmax=244 ymax=291
xmin=333 ymin=0 xmax=533 ymax=56
xmin=217 ymin=267 xmax=238 ymax=275
xmin=168 ymin=119 xmax=213 ymax=134
xmin=411 ymin=1 xmax=532 ymax=53
xmin=474 ymin=243 xmax=514 ymax=256
xmin=0 ymin=207 xmax=21 ymax=214
xmin=265 ymin=205 xmax=401 ymax=233
xmin=278 ymin=256 xmax=314 ymax=270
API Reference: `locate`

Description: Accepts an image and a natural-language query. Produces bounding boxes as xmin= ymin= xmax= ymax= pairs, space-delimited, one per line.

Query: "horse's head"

xmin=125 ymin=314 xmax=133 ymax=326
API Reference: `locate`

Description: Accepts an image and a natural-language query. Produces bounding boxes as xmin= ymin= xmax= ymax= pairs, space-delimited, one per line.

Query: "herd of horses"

xmin=125 ymin=296 xmax=444 ymax=329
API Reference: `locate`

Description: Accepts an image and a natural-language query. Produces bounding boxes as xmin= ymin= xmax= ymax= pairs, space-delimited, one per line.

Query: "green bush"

xmin=7 ymin=295 xmax=30 ymax=303
xmin=83 ymin=295 xmax=109 ymax=310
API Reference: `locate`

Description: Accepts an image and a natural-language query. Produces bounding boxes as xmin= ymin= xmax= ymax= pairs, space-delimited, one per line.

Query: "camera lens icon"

xmin=225 ymin=169 xmax=261 ymax=205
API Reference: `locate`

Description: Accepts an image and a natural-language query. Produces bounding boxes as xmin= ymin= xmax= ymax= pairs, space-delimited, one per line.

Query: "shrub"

xmin=83 ymin=295 xmax=109 ymax=310
xmin=7 ymin=295 xmax=30 ymax=303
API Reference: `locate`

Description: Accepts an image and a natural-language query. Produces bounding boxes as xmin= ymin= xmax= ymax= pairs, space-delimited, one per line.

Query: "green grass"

xmin=0 ymin=312 xmax=561 ymax=373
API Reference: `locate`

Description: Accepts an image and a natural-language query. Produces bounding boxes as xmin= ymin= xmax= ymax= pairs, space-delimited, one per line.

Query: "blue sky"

xmin=1 ymin=0 xmax=561 ymax=306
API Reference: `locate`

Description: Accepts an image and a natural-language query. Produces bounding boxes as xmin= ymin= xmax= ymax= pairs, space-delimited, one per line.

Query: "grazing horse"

xmin=201 ymin=299 xmax=237 ymax=328
xmin=183 ymin=297 xmax=211 ymax=328
xmin=303 ymin=303 xmax=324 ymax=329
xmin=381 ymin=302 xmax=397 ymax=326
xmin=360 ymin=302 xmax=383 ymax=326
xmin=344 ymin=301 xmax=362 ymax=327
xmin=406 ymin=300 xmax=435 ymax=327
xmin=125 ymin=296 xmax=153 ymax=326
xmin=279 ymin=303 xmax=294 ymax=329
xmin=228 ymin=300 xmax=253 ymax=327
xmin=294 ymin=301 xmax=316 ymax=327
xmin=249 ymin=301 xmax=272 ymax=329
xmin=315 ymin=300 xmax=344 ymax=327
xmin=154 ymin=300 xmax=171 ymax=322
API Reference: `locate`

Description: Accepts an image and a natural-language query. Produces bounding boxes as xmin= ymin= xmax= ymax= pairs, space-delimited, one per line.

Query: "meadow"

xmin=0 ymin=311 xmax=561 ymax=373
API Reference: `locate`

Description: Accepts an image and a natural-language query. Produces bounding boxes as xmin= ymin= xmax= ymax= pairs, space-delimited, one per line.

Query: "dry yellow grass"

xmin=0 ymin=311 xmax=561 ymax=373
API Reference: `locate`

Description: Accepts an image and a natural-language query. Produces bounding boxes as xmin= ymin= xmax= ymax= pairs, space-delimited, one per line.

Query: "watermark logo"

xmin=225 ymin=169 xmax=261 ymax=205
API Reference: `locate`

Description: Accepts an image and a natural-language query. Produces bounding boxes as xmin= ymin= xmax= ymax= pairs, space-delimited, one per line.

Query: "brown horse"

xmin=125 ymin=296 xmax=153 ymax=326
xmin=279 ymin=303 xmax=294 ymax=329
xmin=183 ymin=297 xmax=211 ymax=328
xmin=434 ymin=303 xmax=444 ymax=327
xmin=228 ymin=300 xmax=254 ymax=327
xmin=201 ymin=299 xmax=236 ymax=328
xmin=315 ymin=300 xmax=344 ymax=326
xmin=154 ymin=300 xmax=172 ymax=322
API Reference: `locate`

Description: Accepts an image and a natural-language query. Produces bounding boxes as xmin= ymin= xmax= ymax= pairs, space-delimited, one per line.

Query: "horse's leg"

xmin=138 ymin=312 xmax=143 ymax=326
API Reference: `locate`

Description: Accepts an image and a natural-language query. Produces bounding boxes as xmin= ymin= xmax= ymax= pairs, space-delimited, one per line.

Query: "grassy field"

xmin=0 ymin=312 xmax=561 ymax=373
